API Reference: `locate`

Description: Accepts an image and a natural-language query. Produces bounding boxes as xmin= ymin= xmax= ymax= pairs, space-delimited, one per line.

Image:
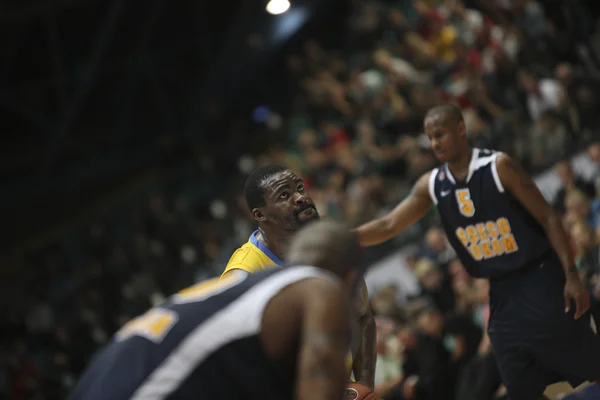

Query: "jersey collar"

xmin=249 ymin=230 xmax=286 ymax=267
xmin=444 ymin=148 xmax=480 ymax=185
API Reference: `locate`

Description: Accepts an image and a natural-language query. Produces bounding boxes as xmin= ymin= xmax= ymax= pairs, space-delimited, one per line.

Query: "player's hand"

xmin=564 ymin=273 xmax=590 ymax=319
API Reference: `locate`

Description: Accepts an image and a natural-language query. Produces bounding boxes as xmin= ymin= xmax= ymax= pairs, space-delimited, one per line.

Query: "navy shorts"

xmin=488 ymin=251 xmax=600 ymax=400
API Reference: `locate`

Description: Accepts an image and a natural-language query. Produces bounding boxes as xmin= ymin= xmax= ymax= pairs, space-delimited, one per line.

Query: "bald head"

xmin=425 ymin=104 xmax=464 ymax=125
xmin=423 ymin=104 xmax=468 ymax=162
xmin=286 ymin=220 xmax=363 ymax=277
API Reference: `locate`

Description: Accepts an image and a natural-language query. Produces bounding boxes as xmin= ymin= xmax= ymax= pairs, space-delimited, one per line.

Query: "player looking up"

xmin=221 ymin=165 xmax=376 ymax=388
xmin=70 ymin=221 xmax=367 ymax=400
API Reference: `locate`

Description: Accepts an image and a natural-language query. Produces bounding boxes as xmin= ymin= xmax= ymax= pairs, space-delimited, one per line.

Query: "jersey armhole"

xmin=221 ymin=265 xmax=253 ymax=280
xmin=428 ymin=168 xmax=439 ymax=205
xmin=490 ymin=153 xmax=505 ymax=193
xmin=227 ymin=270 xmax=250 ymax=279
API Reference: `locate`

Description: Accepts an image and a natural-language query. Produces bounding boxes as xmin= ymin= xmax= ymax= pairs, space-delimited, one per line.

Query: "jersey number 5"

xmin=456 ymin=188 xmax=475 ymax=217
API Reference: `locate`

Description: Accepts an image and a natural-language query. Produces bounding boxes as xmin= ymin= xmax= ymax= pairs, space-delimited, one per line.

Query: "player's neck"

xmin=257 ymin=228 xmax=288 ymax=262
xmin=447 ymin=147 xmax=473 ymax=181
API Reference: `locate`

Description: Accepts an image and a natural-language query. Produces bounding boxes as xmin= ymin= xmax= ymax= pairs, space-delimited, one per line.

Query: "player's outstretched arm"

xmin=496 ymin=154 xmax=589 ymax=318
xmin=295 ymin=278 xmax=352 ymax=400
xmin=353 ymin=172 xmax=433 ymax=246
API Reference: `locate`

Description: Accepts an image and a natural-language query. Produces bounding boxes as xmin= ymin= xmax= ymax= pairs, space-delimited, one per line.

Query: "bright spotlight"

xmin=266 ymin=0 xmax=290 ymax=15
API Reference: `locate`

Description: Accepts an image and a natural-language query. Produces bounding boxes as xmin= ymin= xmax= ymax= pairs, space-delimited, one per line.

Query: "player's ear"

xmin=458 ymin=121 xmax=467 ymax=136
xmin=252 ymin=208 xmax=266 ymax=222
xmin=458 ymin=120 xmax=467 ymax=137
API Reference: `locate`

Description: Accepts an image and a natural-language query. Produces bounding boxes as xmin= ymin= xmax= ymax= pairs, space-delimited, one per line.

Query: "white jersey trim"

xmin=129 ymin=267 xmax=339 ymax=400
xmin=466 ymin=149 xmax=505 ymax=193
xmin=465 ymin=148 xmax=481 ymax=183
xmin=490 ymin=152 xmax=505 ymax=193
xmin=428 ymin=168 xmax=439 ymax=205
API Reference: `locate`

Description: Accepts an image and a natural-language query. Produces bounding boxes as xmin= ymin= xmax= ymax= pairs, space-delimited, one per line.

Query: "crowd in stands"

xmin=3 ymin=0 xmax=600 ymax=399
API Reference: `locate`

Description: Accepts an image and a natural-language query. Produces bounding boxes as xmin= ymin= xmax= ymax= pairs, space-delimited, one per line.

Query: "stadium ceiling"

xmin=0 ymin=0 xmax=329 ymax=185
xmin=0 ymin=0 xmax=336 ymax=250
xmin=0 ymin=0 xmax=244 ymax=182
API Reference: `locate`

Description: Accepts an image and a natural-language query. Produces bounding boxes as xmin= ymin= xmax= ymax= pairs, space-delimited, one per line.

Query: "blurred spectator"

xmin=420 ymin=226 xmax=457 ymax=266
xmin=517 ymin=69 xmax=565 ymax=121
xmin=553 ymin=160 xmax=596 ymax=214
xmin=571 ymin=220 xmax=599 ymax=281
xmin=527 ymin=112 xmax=569 ymax=169
xmin=413 ymin=258 xmax=455 ymax=313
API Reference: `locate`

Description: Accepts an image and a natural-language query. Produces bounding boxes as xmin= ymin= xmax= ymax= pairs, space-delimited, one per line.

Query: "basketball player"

xmin=353 ymin=105 xmax=600 ymax=400
xmin=221 ymin=165 xmax=376 ymax=387
xmin=69 ymin=221 xmax=365 ymax=400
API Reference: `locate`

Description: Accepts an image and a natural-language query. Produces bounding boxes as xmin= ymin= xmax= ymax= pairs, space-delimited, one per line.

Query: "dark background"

xmin=0 ymin=0 xmax=351 ymax=252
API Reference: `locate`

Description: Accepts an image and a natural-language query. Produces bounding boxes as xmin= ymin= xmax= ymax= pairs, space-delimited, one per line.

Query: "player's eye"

xmin=279 ymin=192 xmax=289 ymax=200
xmin=297 ymin=184 xmax=305 ymax=192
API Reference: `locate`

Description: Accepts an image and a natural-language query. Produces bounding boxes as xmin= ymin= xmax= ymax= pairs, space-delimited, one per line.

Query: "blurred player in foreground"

xmin=69 ymin=221 xmax=365 ymax=400
xmin=353 ymin=104 xmax=600 ymax=400
xmin=221 ymin=165 xmax=376 ymax=387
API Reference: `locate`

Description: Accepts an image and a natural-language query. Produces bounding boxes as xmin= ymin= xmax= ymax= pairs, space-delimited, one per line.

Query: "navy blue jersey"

xmin=70 ymin=266 xmax=337 ymax=400
xmin=429 ymin=148 xmax=551 ymax=278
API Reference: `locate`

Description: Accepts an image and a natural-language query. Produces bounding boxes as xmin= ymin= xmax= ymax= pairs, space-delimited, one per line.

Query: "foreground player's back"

xmin=70 ymin=267 xmax=349 ymax=400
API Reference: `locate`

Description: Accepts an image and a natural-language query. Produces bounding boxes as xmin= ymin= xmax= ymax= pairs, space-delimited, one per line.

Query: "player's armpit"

xmin=496 ymin=154 xmax=576 ymax=274
xmin=353 ymin=172 xmax=433 ymax=246
xmin=296 ymin=279 xmax=351 ymax=400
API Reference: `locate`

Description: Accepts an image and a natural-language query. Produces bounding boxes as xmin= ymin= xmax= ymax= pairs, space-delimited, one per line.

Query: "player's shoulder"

xmin=222 ymin=242 xmax=267 ymax=275
xmin=414 ymin=169 xmax=438 ymax=191
xmin=256 ymin=267 xmax=345 ymax=311
xmin=491 ymin=151 xmax=531 ymax=189
xmin=475 ymin=147 xmax=509 ymax=161
xmin=477 ymin=147 xmax=497 ymax=157
xmin=290 ymin=273 xmax=348 ymax=314
xmin=284 ymin=266 xmax=344 ymax=294
xmin=477 ymin=148 xmax=519 ymax=176
xmin=471 ymin=148 xmax=507 ymax=173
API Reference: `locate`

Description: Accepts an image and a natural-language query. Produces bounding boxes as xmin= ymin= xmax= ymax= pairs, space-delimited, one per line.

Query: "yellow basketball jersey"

xmin=221 ymin=230 xmax=356 ymax=379
xmin=220 ymin=231 xmax=284 ymax=278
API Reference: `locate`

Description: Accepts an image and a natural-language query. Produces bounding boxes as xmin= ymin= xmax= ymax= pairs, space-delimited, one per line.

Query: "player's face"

xmin=259 ymin=170 xmax=320 ymax=232
xmin=424 ymin=114 xmax=464 ymax=162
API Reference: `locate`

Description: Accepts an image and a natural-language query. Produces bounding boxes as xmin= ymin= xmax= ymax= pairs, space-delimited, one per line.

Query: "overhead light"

xmin=266 ymin=0 xmax=290 ymax=15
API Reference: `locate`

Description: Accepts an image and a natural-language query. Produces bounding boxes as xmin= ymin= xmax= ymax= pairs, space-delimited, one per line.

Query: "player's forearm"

xmin=353 ymin=217 xmax=395 ymax=247
xmin=353 ymin=313 xmax=377 ymax=387
xmin=542 ymin=211 xmax=577 ymax=276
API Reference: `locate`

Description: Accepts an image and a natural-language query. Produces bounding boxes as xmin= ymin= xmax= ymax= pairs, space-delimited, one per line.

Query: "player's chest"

xmin=437 ymin=182 xmax=521 ymax=258
xmin=436 ymin=181 xmax=503 ymax=223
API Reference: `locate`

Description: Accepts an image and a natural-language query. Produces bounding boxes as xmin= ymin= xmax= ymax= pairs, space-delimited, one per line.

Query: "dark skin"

xmin=261 ymin=277 xmax=352 ymax=400
xmin=252 ymin=169 xmax=320 ymax=262
xmin=353 ymin=110 xmax=590 ymax=400
xmin=350 ymin=280 xmax=376 ymax=387
xmin=226 ymin=169 xmax=377 ymax=388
